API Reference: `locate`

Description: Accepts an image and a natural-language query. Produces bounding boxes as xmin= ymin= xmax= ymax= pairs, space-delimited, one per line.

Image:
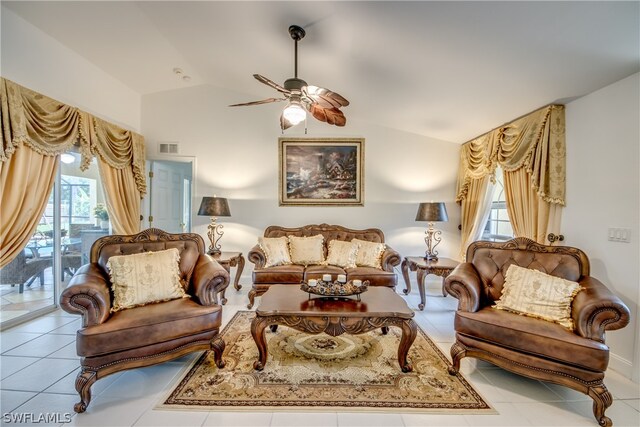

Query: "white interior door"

xmin=148 ymin=160 xmax=192 ymax=233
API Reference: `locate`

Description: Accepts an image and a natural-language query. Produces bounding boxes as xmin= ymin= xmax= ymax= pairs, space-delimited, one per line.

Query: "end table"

xmin=210 ymin=251 xmax=245 ymax=305
xmin=401 ymin=256 xmax=459 ymax=310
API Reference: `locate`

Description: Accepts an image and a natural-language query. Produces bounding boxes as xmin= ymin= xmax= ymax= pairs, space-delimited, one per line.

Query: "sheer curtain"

xmin=0 ymin=78 xmax=146 ymax=267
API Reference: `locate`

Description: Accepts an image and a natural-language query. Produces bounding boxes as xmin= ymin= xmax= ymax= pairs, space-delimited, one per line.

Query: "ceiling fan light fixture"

xmin=283 ymin=99 xmax=306 ymax=125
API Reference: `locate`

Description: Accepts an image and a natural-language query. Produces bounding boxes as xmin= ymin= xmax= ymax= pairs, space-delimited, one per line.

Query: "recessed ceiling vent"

xmin=158 ymin=142 xmax=179 ymax=154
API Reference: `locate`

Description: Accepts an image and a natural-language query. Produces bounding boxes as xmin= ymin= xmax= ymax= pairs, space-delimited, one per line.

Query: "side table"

xmin=210 ymin=251 xmax=245 ymax=305
xmin=401 ymin=256 xmax=460 ymax=310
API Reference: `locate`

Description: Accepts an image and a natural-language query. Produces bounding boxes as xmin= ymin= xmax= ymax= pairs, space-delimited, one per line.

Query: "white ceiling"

xmin=4 ymin=1 xmax=639 ymax=142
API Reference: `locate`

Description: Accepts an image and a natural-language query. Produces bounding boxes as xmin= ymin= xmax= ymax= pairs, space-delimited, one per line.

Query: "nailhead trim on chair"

xmin=69 ymin=295 xmax=100 ymax=327
xmin=468 ymin=344 xmax=604 ymax=386
xmin=90 ymin=339 xmax=214 ymax=370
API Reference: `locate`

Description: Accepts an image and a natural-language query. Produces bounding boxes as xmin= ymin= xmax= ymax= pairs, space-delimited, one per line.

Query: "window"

xmin=482 ymin=168 xmax=514 ymax=242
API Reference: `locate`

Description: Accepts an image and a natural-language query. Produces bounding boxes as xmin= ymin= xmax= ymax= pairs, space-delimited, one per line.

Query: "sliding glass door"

xmin=0 ymin=152 xmax=107 ymax=329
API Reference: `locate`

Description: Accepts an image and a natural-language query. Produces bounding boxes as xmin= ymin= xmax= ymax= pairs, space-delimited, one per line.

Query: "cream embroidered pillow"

xmin=107 ymin=248 xmax=188 ymax=313
xmin=325 ymin=240 xmax=358 ymax=269
xmin=493 ymin=264 xmax=582 ymax=330
xmin=352 ymin=238 xmax=386 ymax=269
xmin=258 ymin=236 xmax=292 ymax=268
xmin=288 ymin=234 xmax=325 ymax=266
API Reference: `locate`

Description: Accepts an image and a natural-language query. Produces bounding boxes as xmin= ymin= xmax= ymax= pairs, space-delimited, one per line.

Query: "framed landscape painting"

xmin=279 ymin=138 xmax=364 ymax=206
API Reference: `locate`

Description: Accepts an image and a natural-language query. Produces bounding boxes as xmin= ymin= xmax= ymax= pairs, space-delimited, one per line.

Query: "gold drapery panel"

xmin=456 ymin=104 xmax=565 ymax=206
xmin=0 ymin=146 xmax=57 ymax=267
xmin=455 ymin=104 xmax=565 ymax=249
xmin=1 ymin=78 xmax=146 ymax=196
xmin=0 ymin=78 xmax=146 ymax=267
xmin=459 ymin=175 xmax=494 ymax=260
xmin=98 ymin=160 xmax=142 ymax=235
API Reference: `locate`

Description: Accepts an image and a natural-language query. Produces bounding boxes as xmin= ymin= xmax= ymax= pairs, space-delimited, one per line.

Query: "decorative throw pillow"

xmin=493 ymin=264 xmax=582 ymax=330
xmin=288 ymin=234 xmax=325 ymax=266
xmin=107 ymin=248 xmax=188 ymax=313
xmin=352 ymin=238 xmax=386 ymax=269
xmin=325 ymin=240 xmax=359 ymax=269
xmin=258 ymin=236 xmax=292 ymax=268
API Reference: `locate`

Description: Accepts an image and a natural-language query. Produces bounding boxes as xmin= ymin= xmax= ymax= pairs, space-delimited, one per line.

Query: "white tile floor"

xmin=1 ymin=280 xmax=639 ymax=427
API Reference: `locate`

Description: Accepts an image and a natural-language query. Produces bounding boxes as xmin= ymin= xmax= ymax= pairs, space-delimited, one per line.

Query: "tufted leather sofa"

xmin=247 ymin=224 xmax=401 ymax=308
xmin=59 ymin=228 xmax=229 ymax=413
xmin=444 ymin=238 xmax=630 ymax=427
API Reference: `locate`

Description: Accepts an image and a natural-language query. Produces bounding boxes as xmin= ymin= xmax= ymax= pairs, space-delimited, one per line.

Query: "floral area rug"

xmin=159 ymin=311 xmax=493 ymax=413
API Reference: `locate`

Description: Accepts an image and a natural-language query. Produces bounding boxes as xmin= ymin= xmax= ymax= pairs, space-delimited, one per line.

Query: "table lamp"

xmin=415 ymin=202 xmax=449 ymax=261
xmin=198 ymin=196 xmax=231 ymax=255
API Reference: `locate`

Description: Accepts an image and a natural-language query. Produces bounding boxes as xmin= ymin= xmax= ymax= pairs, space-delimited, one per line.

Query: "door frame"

xmin=143 ymin=155 xmax=197 ymax=232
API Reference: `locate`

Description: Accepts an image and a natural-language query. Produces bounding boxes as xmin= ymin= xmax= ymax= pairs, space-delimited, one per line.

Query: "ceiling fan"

xmin=229 ymin=25 xmax=349 ymax=131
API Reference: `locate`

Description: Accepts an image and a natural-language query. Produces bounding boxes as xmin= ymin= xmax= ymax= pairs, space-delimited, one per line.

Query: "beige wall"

xmin=1 ymin=7 xmax=141 ymax=131
xmin=564 ymin=72 xmax=639 ymax=379
xmin=141 ymin=84 xmax=462 ymax=276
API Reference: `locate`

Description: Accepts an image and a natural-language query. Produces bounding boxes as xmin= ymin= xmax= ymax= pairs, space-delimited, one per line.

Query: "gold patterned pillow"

xmin=494 ymin=264 xmax=582 ymax=330
xmin=107 ymin=248 xmax=188 ymax=313
xmin=288 ymin=234 xmax=325 ymax=266
xmin=325 ymin=240 xmax=359 ymax=269
xmin=258 ymin=236 xmax=292 ymax=267
xmin=352 ymin=238 xmax=386 ymax=269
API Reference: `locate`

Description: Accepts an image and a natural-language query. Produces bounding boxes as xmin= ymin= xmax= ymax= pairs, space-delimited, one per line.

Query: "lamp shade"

xmin=198 ymin=197 xmax=231 ymax=217
xmin=415 ymin=202 xmax=448 ymax=222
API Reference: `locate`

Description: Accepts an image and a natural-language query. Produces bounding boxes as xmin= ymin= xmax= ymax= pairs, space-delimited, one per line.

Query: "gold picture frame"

xmin=279 ymin=137 xmax=364 ymax=206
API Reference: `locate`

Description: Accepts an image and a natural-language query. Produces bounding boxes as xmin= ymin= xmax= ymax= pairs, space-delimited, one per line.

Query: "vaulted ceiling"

xmin=4 ymin=1 xmax=639 ymax=142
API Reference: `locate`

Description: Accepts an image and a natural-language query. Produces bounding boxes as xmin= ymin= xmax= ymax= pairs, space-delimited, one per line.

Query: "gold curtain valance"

xmin=456 ymin=105 xmax=565 ymax=206
xmin=0 ymin=78 xmax=146 ymax=196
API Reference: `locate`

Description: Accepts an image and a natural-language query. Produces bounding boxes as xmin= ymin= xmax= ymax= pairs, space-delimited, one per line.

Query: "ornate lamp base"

xmin=424 ymin=222 xmax=442 ymax=261
xmin=207 ymin=217 xmax=224 ymax=255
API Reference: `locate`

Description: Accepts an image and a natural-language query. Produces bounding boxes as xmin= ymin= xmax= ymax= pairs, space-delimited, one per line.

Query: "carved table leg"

xmin=398 ymin=319 xmax=417 ymax=372
xmin=251 ymin=316 xmax=270 ymax=370
xmin=416 ymin=269 xmax=427 ymax=310
xmin=247 ymin=289 xmax=257 ymax=309
xmin=401 ymin=258 xmax=411 ymax=295
xmin=233 ymin=255 xmax=245 ymax=291
xmin=210 ymin=336 xmax=226 ymax=368
xmin=74 ymin=369 xmax=97 ymax=413
xmin=219 ymin=263 xmax=231 ymax=306
xmin=441 ymin=276 xmax=448 ymax=297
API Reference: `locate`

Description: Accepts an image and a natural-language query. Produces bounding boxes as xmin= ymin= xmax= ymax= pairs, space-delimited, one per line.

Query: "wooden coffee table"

xmin=251 ymin=285 xmax=417 ymax=373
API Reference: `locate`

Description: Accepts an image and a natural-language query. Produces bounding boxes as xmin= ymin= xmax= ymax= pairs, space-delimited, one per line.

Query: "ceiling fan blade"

xmin=254 ymin=74 xmax=290 ymax=95
xmin=280 ymin=112 xmax=295 ymax=130
xmin=228 ymin=97 xmax=286 ymax=107
xmin=304 ymin=85 xmax=349 ymax=109
xmin=307 ymin=103 xmax=347 ymax=127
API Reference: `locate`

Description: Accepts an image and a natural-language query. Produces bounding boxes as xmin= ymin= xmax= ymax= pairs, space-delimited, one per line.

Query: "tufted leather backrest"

xmin=468 ymin=237 xmax=589 ymax=303
xmin=264 ymin=224 xmax=385 ymax=257
xmin=90 ymin=228 xmax=205 ymax=289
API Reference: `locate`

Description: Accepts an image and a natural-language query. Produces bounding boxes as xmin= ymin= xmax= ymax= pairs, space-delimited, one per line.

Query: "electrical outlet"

xmin=608 ymin=227 xmax=631 ymax=243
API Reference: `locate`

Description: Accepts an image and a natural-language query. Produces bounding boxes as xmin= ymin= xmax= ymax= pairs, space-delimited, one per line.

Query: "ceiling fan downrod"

xmin=284 ymin=25 xmax=307 ymax=92
xmin=289 ymin=25 xmax=305 ymax=79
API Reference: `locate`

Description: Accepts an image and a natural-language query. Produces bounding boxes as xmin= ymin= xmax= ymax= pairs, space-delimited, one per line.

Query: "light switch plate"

xmin=608 ymin=227 xmax=631 ymax=243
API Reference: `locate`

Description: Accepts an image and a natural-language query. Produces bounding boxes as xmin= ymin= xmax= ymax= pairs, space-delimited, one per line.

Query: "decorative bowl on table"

xmin=300 ymin=280 xmax=369 ymax=297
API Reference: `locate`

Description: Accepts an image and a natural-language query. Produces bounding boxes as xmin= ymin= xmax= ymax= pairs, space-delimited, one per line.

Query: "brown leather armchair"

xmin=59 ymin=228 xmax=229 ymax=413
xmin=444 ymin=238 xmax=630 ymax=427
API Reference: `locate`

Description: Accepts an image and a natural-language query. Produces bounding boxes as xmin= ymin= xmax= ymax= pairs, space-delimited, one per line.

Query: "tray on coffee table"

xmin=300 ymin=280 xmax=369 ymax=299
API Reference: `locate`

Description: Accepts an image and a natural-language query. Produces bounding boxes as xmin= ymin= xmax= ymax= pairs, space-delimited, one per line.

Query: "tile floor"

xmin=1 ymin=279 xmax=638 ymax=427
